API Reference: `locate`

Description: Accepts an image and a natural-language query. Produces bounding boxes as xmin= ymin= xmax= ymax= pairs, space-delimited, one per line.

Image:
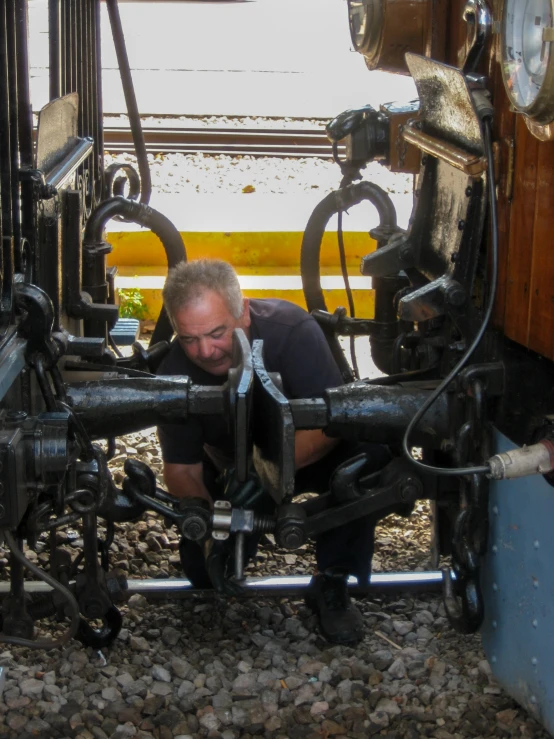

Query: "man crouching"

xmin=157 ymin=259 xmax=389 ymax=644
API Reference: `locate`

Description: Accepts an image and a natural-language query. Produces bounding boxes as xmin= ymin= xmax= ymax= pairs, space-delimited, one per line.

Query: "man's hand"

xmin=204 ymin=539 xmax=244 ymax=596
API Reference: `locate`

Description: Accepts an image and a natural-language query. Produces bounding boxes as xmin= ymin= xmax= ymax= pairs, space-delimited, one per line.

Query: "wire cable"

xmin=336 ymin=170 xmax=360 ymax=378
xmin=401 ymin=117 xmax=497 ymax=477
xmin=337 ymin=209 xmax=360 ymax=379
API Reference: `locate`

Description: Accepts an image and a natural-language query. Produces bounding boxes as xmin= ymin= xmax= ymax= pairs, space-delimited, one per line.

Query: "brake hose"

xmin=401 ymin=116 xmax=497 ymax=477
xmin=0 ymin=532 xmax=81 ymax=649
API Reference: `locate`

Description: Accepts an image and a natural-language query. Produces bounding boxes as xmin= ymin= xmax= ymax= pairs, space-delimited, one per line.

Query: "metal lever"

xmin=462 ymin=0 xmax=492 ymax=75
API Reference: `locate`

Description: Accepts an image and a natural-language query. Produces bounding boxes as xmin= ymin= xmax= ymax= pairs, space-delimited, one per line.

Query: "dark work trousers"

xmin=179 ymin=441 xmax=391 ymax=588
xmin=295 ymin=440 xmax=391 ymax=584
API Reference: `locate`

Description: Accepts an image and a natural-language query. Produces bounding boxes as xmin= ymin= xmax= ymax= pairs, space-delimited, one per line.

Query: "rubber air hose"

xmin=84 ymin=196 xmax=187 ymax=345
xmin=300 ymin=181 xmax=397 ymax=381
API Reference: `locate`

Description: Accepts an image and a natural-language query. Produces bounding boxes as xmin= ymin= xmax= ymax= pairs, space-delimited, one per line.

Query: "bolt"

xmin=84 ymin=600 xmax=104 ymax=620
xmin=282 ymin=526 xmax=305 ymax=550
xmin=182 ymin=518 xmax=207 ymax=542
xmin=445 ymin=285 xmax=466 ymax=307
xmin=465 ymin=186 xmax=473 ymax=197
xmin=400 ymin=480 xmax=418 ymax=501
xmin=5 ymin=410 xmax=27 ymax=424
xmin=451 ymin=252 xmax=459 ymax=263
xmin=458 ymin=220 xmax=466 ymax=230
xmin=399 ymin=244 xmax=414 ymax=263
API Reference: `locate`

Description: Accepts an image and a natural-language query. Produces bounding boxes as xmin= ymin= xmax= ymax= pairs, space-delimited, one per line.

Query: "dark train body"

xmin=1 ymin=0 xmax=553 ymax=734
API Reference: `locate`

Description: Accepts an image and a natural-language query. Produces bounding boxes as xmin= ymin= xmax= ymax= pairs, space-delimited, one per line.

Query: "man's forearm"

xmin=294 ymin=429 xmax=340 ymax=470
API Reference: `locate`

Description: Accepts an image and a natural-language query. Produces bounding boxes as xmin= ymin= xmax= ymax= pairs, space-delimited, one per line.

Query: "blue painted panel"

xmin=481 ymin=431 xmax=554 ymax=734
xmin=110 ymin=318 xmax=140 ymax=346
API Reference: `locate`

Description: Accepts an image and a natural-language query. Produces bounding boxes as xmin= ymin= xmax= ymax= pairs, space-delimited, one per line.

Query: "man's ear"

xmin=241 ymin=298 xmax=251 ymax=328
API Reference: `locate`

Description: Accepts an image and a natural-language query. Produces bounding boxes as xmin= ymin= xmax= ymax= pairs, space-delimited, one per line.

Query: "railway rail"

xmin=103 ymin=125 xmax=344 ymax=158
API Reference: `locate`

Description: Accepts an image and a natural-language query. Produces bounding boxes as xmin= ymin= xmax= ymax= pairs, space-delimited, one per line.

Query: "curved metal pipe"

xmin=301 ymin=181 xmax=397 ymax=314
xmin=300 ymin=181 xmax=397 ymax=379
xmin=84 ymin=197 xmax=186 ymax=344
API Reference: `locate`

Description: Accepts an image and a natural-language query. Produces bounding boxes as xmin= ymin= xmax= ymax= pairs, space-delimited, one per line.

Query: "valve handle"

xmin=326 ymin=104 xmax=377 ymax=142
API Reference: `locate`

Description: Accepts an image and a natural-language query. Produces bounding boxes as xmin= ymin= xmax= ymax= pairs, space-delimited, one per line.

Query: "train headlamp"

xmin=346 ymin=0 xmax=431 ymax=75
xmin=347 ymin=0 xmax=383 ymax=57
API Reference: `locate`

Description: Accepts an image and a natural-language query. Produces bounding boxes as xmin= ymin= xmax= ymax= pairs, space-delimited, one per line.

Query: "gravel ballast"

xmin=0 ymin=427 xmax=549 ymax=739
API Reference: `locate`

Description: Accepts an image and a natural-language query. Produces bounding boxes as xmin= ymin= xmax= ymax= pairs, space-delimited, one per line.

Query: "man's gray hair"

xmin=163 ymin=259 xmax=244 ymax=324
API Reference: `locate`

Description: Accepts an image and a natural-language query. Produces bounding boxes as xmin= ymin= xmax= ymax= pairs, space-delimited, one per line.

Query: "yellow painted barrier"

xmin=108 ymin=230 xmax=377 ymax=320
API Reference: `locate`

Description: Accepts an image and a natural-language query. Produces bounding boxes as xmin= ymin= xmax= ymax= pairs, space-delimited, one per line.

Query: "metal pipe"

xmin=66 ymin=377 xmax=228 ymax=439
xmin=234 ymin=533 xmax=246 ymax=582
xmin=83 ymin=196 xmax=186 ymax=345
xmin=105 ymin=0 xmax=151 ymax=205
xmin=67 ymin=376 xmax=192 ymax=438
xmin=0 ymin=570 xmax=449 ymax=598
xmin=325 ymin=382 xmax=450 ymax=447
xmin=45 ymin=137 xmax=94 ymax=192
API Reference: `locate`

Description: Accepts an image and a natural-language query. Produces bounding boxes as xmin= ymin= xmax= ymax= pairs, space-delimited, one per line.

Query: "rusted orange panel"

xmin=527 ymin=142 xmax=554 ymax=360
xmin=503 ymin=119 xmax=539 ymax=346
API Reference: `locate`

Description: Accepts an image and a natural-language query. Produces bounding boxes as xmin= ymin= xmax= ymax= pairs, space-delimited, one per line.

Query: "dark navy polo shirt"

xmin=157 ymin=298 xmax=343 ymax=465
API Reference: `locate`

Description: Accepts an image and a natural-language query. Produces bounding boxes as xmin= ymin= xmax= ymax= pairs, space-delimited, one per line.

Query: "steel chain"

xmin=443 ymin=376 xmax=491 ymax=632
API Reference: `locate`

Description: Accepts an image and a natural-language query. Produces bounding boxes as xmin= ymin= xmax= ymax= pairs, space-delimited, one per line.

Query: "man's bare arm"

xmin=163 ymin=462 xmax=213 ymax=505
xmin=295 ymin=429 xmax=339 ymax=470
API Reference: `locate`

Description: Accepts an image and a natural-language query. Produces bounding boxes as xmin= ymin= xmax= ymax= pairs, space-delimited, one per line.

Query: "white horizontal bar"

xmin=0 ymin=571 xmax=445 ymax=595
xmin=115 ymin=275 xmax=373 ymax=290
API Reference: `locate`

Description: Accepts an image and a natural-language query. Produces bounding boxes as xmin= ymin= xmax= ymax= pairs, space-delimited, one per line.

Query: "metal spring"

xmin=27 ymin=596 xmax=57 ymax=620
xmin=253 ymin=514 xmax=275 ymax=534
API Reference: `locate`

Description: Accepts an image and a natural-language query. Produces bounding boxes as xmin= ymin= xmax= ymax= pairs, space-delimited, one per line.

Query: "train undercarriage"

xmin=1 ymin=0 xmax=554 ymax=735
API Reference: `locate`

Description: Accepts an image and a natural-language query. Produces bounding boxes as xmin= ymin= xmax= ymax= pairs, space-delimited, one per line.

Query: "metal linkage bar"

xmin=0 ymin=571 xmax=447 ymax=599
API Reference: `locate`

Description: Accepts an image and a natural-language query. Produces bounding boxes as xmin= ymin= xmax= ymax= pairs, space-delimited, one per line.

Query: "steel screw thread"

xmin=253 ymin=514 xmax=276 ymax=533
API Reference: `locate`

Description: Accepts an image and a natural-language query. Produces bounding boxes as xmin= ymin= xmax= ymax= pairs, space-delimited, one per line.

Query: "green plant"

xmin=118 ymin=286 xmax=150 ymax=321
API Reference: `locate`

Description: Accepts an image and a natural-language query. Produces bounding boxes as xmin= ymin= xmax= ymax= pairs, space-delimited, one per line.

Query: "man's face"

xmin=173 ymin=289 xmax=250 ymax=376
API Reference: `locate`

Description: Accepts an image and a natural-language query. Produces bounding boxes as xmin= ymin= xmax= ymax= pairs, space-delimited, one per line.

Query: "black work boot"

xmin=306 ymin=568 xmax=364 ymax=645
